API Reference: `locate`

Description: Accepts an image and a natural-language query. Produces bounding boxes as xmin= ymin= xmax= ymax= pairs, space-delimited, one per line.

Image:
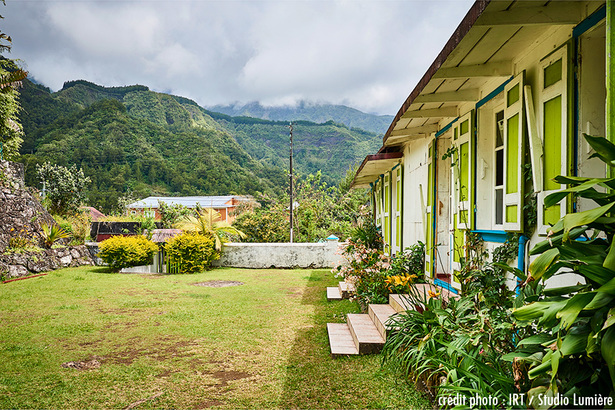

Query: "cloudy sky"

xmin=4 ymin=0 xmax=474 ymax=115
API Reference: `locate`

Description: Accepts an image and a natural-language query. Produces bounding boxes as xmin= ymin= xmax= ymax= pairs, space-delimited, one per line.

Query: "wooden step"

xmin=389 ymin=294 xmax=414 ymax=313
xmin=326 ymin=286 xmax=342 ymax=301
xmin=338 ymin=281 xmax=356 ymax=299
xmin=346 ymin=313 xmax=385 ymax=354
xmin=368 ymin=304 xmax=397 ymax=340
xmin=326 ymin=323 xmax=359 ymax=357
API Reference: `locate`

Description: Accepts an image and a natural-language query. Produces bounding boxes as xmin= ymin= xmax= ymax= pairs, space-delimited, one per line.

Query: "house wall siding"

xmin=402 ymin=137 xmax=430 ymax=250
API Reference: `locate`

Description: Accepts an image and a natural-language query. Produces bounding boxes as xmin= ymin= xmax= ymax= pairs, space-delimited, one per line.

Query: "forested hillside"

xmin=208 ymin=101 xmax=393 ymax=135
xmin=17 ymin=79 xmax=381 ymax=212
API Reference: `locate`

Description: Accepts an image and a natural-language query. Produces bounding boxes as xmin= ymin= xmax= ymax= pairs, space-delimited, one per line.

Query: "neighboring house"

xmin=126 ymin=196 xmax=251 ymax=224
xmin=80 ymin=206 xmax=105 ymax=222
xmin=353 ymin=1 xmax=612 ymax=293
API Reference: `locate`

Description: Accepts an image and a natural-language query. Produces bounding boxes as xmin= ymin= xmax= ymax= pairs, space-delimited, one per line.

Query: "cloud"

xmin=3 ymin=0 xmax=474 ymax=115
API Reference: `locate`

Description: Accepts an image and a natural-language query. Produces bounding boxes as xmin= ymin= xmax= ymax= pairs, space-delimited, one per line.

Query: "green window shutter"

xmin=503 ymin=73 xmax=525 ymax=232
xmin=454 ymin=111 xmax=474 ymax=230
xmin=396 ymin=164 xmax=403 ymax=253
xmin=383 ymin=172 xmax=391 ymax=253
xmin=449 ymin=112 xmax=474 ymax=292
xmin=537 ymin=46 xmax=568 ymax=234
xmin=425 ymin=140 xmax=435 ymax=279
xmin=374 ymin=179 xmax=382 ymax=227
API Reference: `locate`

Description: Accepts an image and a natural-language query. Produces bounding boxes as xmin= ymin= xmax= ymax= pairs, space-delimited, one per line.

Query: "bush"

xmin=98 ymin=235 xmax=158 ymax=272
xmin=53 ymin=211 xmax=91 ymax=245
xmin=165 ymin=232 xmax=219 ymax=274
xmin=382 ymin=236 xmax=519 ymax=407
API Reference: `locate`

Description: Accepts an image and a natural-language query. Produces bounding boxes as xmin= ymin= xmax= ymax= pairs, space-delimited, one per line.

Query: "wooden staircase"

xmin=326 ymin=281 xmax=356 ymax=301
xmin=326 ymin=282 xmax=457 ymax=357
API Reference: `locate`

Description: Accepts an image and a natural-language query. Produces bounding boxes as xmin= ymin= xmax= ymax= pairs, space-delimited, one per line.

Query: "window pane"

xmin=544 ymin=59 xmax=562 ymax=88
xmin=544 ymin=95 xmax=562 ymax=191
xmin=459 ymin=142 xmax=469 ymax=201
xmin=495 ymin=188 xmax=503 ymax=225
xmin=506 ymin=113 xmax=519 ymax=194
xmin=507 ymin=84 xmax=519 ymax=107
xmin=496 ymin=149 xmax=504 ymax=186
xmin=460 ymin=119 xmax=469 ymax=136
xmin=496 ymin=110 xmax=504 ymax=147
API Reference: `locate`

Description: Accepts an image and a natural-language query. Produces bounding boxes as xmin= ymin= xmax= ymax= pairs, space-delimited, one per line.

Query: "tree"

xmin=36 ymin=162 xmax=91 ymax=215
xmin=0 ymin=0 xmax=28 ymax=160
xmin=175 ymin=207 xmax=246 ymax=251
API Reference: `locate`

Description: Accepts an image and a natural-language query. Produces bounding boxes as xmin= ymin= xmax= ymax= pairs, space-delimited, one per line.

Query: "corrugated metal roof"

xmin=127 ymin=196 xmax=247 ymax=209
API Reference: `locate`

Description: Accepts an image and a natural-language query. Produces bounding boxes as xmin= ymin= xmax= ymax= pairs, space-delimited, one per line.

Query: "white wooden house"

xmin=353 ymin=0 xmax=612 ymax=293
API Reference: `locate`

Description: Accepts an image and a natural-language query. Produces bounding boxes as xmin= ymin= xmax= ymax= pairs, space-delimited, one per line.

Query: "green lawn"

xmin=0 ymin=267 xmax=428 ymax=409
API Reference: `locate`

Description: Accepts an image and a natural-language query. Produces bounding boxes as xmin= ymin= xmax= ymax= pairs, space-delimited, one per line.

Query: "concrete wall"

xmin=212 ymin=242 xmax=343 ymax=269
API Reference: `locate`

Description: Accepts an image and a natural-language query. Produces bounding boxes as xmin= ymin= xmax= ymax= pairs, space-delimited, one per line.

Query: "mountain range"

xmin=208 ymin=101 xmax=393 ymax=135
xmin=17 ymin=80 xmax=384 ymax=213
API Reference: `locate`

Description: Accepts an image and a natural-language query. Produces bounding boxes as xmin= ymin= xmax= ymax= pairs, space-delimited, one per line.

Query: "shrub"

xmin=382 ymin=236 xmax=519 ymax=407
xmin=53 ymin=211 xmax=91 ymax=245
xmin=388 ymin=242 xmax=426 ymax=278
xmin=165 ymin=232 xmax=219 ymax=274
xmin=98 ymin=235 xmax=158 ymax=272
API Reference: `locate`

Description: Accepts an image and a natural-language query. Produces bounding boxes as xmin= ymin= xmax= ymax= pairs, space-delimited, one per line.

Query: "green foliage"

xmin=333 ymin=236 xmax=391 ymax=306
xmin=207 ymin=101 xmax=393 ymax=135
xmin=98 ymin=235 xmax=158 ymax=272
xmin=215 ymin=118 xmax=381 ymax=186
xmin=349 ymin=208 xmax=383 ymax=249
xmin=17 ymin=79 xmax=379 ymax=215
xmin=233 ymin=171 xmax=368 ymax=243
xmin=20 ymin=91 xmax=287 ymax=213
xmin=388 ymin=242 xmax=425 ymax=278
xmin=510 ymin=134 xmax=615 ymax=405
xmin=175 ymin=207 xmax=245 ymax=251
xmin=36 ymin=162 xmax=90 ymax=215
xmin=158 ymin=201 xmax=191 ymax=229
xmin=0 ymin=58 xmax=27 ymax=160
xmin=232 ymin=202 xmax=290 ymax=243
xmin=165 ymin=232 xmax=218 ymax=274
xmin=41 ymin=223 xmax=70 ymax=249
xmin=53 ymin=211 xmax=91 ymax=245
xmin=7 ymin=227 xmax=34 ymax=250
xmin=382 ymin=235 xmax=520 ymax=406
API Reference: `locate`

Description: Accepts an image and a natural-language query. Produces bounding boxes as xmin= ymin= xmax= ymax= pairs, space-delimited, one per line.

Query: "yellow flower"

xmin=428 ymin=290 xmax=441 ymax=298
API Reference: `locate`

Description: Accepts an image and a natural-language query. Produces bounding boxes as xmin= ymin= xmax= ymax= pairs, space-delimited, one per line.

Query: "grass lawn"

xmin=0 ymin=267 xmax=428 ymax=409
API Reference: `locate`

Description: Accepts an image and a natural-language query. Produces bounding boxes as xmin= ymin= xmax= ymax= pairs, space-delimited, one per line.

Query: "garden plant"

xmin=98 ymin=235 xmax=158 ymax=272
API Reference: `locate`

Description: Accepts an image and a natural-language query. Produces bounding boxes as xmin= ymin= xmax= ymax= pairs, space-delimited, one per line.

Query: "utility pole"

xmin=289 ymin=122 xmax=294 ymax=243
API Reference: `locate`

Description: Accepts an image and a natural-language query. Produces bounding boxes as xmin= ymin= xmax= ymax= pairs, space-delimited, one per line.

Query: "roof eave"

xmin=381 ymin=0 xmax=491 ymax=148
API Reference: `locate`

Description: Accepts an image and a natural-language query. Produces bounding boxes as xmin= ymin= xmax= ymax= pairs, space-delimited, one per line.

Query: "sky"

xmin=4 ymin=0 xmax=475 ymax=116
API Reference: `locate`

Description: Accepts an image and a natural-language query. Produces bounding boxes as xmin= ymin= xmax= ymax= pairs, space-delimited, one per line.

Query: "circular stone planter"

xmin=191 ymin=280 xmax=244 ymax=288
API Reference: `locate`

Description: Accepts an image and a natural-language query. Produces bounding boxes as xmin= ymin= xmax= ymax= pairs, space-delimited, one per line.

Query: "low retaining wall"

xmin=212 ymin=242 xmax=342 ymax=269
xmin=0 ymin=245 xmax=94 ymax=280
xmin=85 ymin=241 xmax=343 ymax=270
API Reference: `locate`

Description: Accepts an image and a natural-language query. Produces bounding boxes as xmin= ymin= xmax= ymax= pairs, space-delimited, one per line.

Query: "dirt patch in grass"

xmin=191 ymin=280 xmax=244 ymax=288
xmin=194 ymin=399 xmax=223 ymax=409
xmin=211 ymin=370 xmax=251 ymax=386
xmin=104 ymin=338 xmax=202 ymax=366
xmin=61 ymin=358 xmax=102 ymax=370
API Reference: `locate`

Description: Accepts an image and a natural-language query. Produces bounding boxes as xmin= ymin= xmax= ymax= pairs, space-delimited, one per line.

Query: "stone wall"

xmin=0 ymin=160 xmax=93 ymax=279
xmin=212 ymin=242 xmax=342 ymax=269
xmin=0 ymin=245 xmax=94 ymax=279
xmin=0 ymin=160 xmax=55 ymax=253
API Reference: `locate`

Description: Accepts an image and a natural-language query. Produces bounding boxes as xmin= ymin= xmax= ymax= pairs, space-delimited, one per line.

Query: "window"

xmin=494 ymin=109 xmax=504 ymax=226
xmin=537 ymin=46 xmax=568 ymax=234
